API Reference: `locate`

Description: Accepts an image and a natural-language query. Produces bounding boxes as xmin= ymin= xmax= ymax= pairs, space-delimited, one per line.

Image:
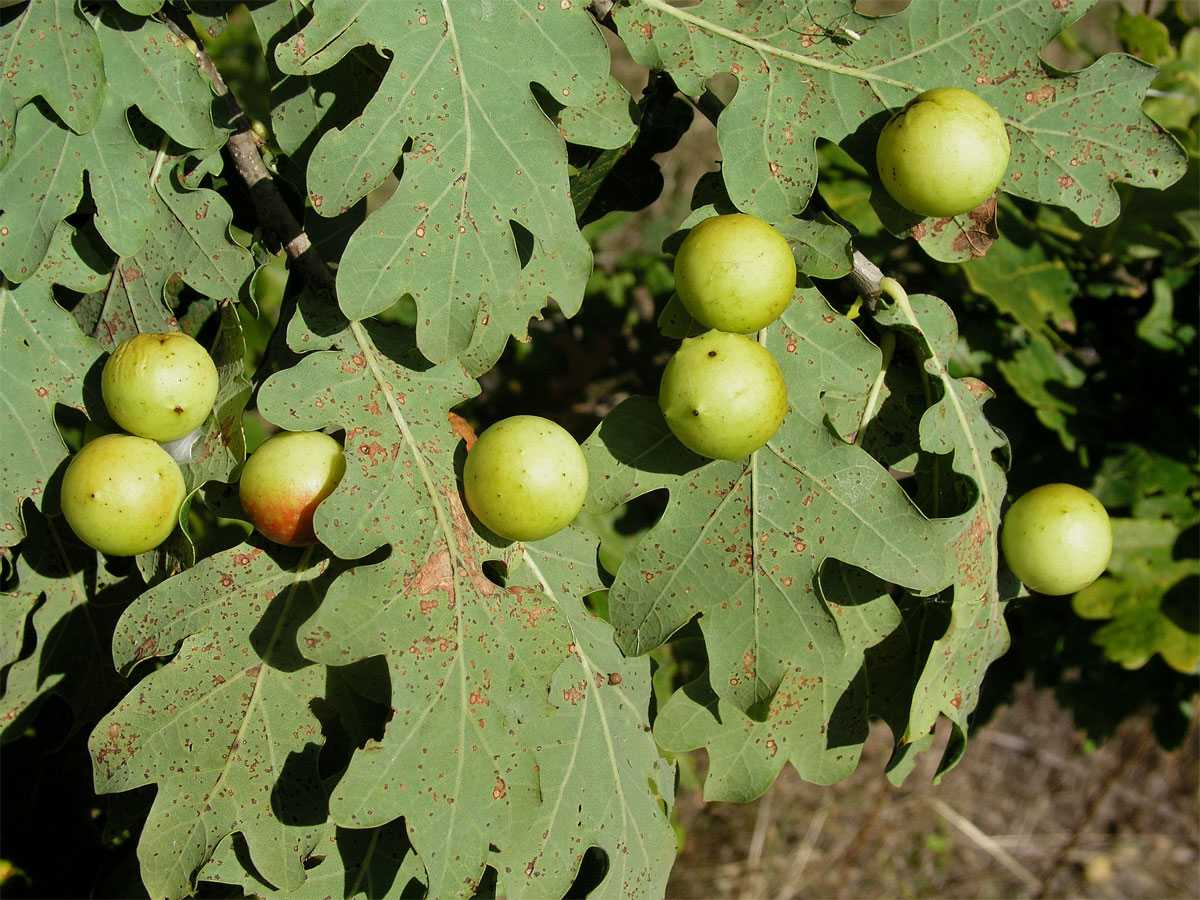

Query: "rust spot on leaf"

xmin=1025 ymin=85 xmax=1055 ymax=104
xmin=950 ymin=198 xmax=999 ymax=257
xmin=563 ymin=682 xmax=585 ymax=704
xmin=742 ymin=651 xmax=756 ymax=677
xmin=134 ymin=636 xmax=157 ymax=660
xmin=413 ymin=548 xmax=452 ymax=596
xmin=449 ymin=411 xmax=477 ymax=450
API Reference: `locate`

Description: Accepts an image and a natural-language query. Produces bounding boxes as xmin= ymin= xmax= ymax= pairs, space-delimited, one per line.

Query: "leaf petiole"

xmin=854 ymin=329 xmax=894 ymax=448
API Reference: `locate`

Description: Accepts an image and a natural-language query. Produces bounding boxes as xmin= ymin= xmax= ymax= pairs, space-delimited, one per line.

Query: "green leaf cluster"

xmin=0 ymin=1 xmax=1194 ymax=898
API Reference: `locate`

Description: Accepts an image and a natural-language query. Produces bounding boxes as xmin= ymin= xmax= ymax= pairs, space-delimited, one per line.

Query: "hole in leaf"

xmin=622 ymin=488 xmax=668 ymax=533
xmin=583 ymin=590 xmax=610 ymax=622
xmin=377 ymin=292 xmax=418 ymax=328
xmin=592 ymin=489 xmax=670 ymax=580
xmin=311 ymin=657 xmax=392 ymax=781
xmin=468 ymin=864 xmax=498 ymax=899
xmin=564 ymin=846 xmax=609 ymax=897
xmin=0 ymin=2 xmax=26 ymax=26
xmin=900 ymin=449 xmax=978 ymax=520
xmin=527 ymin=81 xmax=565 ymax=123
xmin=332 ymin=820 xmax=415 ymax=897
xmin=510 ymin=220 xmax=535 ymax=270
xmin=271 ymin=744 xmax=327 ymax=826
xmin=481 ymin=559 xmax=508 ymax=587
xmin=705 ymin=70 xmax=738 ymax=107
xmin=53 ymin=404 xmax=89 ymax=454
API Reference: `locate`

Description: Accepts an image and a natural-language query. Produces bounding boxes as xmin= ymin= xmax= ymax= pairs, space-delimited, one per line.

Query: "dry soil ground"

xmin=665 ymin=682 xmax=1199 ymax=900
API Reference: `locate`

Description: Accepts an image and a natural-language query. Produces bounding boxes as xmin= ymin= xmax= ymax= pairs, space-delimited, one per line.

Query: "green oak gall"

xmin=463 ymin=415 xmax=588 ymax=542
xmin=60 ymin=434 xmax=186 ymax=556
xmin=101 ymin=332 xmax=219 ymax=442
xmin=673 ymin=213 xmax=797 ymax=334
xmin=239 ymin=431 xmax=347 ymax=547
xmin=1000 ymin=483 xmax=1113 ymax=596
xmin=658 ymin=330 xmax=788 ymax=460
xmin=876 ymin=86 xmax=1011 ymax=218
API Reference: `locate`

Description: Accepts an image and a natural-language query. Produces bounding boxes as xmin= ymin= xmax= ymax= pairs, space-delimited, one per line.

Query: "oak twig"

xmin=587 ymin=0 xmax=616 ymax=20
xmin=848 ymin=249 xmax=884 ymax=304
xmin=157 ymin=4 xmax=335 ymax=300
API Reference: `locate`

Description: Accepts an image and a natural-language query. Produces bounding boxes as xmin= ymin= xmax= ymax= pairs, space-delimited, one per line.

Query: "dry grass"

xmin=667 ymin=683 xmax=1199 ymax=900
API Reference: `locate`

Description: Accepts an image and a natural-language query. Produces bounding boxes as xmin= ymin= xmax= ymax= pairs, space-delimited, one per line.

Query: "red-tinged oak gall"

xmin=239 ymin=431 xmax=347 ymax=547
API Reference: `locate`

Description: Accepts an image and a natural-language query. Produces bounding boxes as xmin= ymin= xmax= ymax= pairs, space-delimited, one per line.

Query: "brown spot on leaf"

xmin=414 ymin=549 xmax=452 ymax=597
xmin=563 ymin=683 xmax=585 ymax=704
xmin=1025 ymin=85 xmax=1055 ymax=105
xmin=449 ymin=411 xmax=477 ymax=450
xmin=134 ymin=636 xmax=157 ymax=660
xmin=742 ymin=651 xmax=756 ymax=677
xmin=950 ymin=198 xmax=999 ymax=257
